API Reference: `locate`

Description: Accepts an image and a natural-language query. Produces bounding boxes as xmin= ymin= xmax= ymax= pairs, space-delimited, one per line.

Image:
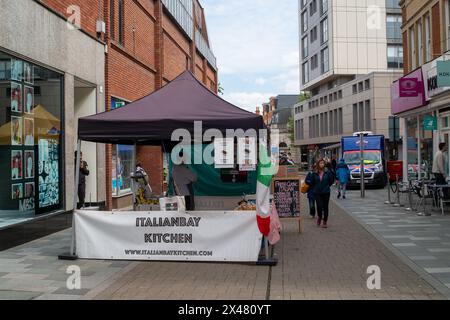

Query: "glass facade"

xmin=406 ymin=115 xmax=436 ymax=180
xmin=0 ymin=51 xmax=63 ymax=228
xmin=406 ymin=117 xmax=419 ymax=179
xmin=111 ymin=97 xmax=134 ymax=196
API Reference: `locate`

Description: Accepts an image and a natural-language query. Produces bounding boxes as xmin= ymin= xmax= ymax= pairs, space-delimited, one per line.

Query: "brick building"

xmin=103 ymin=0 xmax=218 ymax=210
xmin=0 ymin=0 xmax=217 ymax=248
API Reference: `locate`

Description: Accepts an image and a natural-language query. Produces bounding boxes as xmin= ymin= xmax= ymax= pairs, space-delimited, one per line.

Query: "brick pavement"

xmin=333 ymin=186 xmax=450 ymax=297
xmin=0 ymin=189 xmax=446 ymax=300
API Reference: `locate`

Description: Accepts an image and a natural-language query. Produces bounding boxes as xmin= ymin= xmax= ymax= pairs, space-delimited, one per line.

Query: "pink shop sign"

xmin=391 ymin=69 xmax=426 ymax=115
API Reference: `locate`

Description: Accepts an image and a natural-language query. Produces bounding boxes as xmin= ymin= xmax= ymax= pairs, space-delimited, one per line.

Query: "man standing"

xmin=75 ymin=151 xmax=89 ymax=209
xmin=172 ymin=152 xmax=197 ymax=211
xmin=433 ymin=143 xmax=447 ymax=185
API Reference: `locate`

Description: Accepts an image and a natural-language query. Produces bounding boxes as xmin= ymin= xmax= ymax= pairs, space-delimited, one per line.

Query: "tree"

xmin=299 ymin=91 xmax=310 ymax=102
xmin=218 ymin=83 xmax=224 ymax=95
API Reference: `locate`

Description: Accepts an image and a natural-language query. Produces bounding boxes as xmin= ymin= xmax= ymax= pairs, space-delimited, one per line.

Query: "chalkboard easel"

xmin=272 ymin=177 xmax=302 ymax=234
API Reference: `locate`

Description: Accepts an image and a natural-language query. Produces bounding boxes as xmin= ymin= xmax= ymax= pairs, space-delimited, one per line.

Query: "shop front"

xmin=0 ymin=0 xmax=105 ymax=249
xmin=0 ymin=52 xmax=64 ymax=228
xmin=392 ymin=52 xmax=450 ymax=182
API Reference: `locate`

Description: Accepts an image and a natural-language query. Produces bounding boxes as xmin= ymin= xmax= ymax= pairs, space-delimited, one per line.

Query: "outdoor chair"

xmin=412 ymin=181 xmax=435 ymax=211
xmin=438 ymin=188 xmax=450 ymax=215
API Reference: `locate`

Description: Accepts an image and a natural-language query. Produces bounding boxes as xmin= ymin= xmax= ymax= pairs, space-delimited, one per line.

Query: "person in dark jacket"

xmin=336 ymin=158 xmax=350 ymax=199
xmin=305 ymin=166 xmax=316 ymax=219
xmin=308 ymin=159 xmax=335 ymax=228
xmin=75 ymin=151 xmax=89 ymax=209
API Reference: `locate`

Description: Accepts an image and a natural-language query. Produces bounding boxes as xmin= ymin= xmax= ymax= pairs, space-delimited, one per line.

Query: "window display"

xmin=24 ymin=86 xmax=34 ymax=114
xmin=11 ymin=82 xmax=22 ymax=113
xmin=0 ymin=51 xmax=63 ymax=228
xmin=11 ymin=150 xmax=23 ymax=180
xmin=24 ymin=118 xmax=34 ymax=146
xmin=24 ymin=151 xmax=34 ymax=179
xmin=11 ymin=116 xmax=23 ymax=146
xmin=111 ymin=97 xmax=134 ymax=196
xmin=38 ymin=138 xmax=60 ymax=208
xmin=12 ymin=183 xmax=23 ymax=200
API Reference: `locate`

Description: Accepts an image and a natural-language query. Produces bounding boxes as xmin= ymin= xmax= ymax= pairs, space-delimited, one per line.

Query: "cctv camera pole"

xmin=360 ymin=133 xmax=365 ymax=198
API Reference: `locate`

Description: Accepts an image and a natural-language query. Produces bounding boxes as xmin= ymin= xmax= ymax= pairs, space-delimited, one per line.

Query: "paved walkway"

xmin=0 ymin=190 xmax=446 ymax=300
xmin=333 ymin=186 xmax=450 ymax=297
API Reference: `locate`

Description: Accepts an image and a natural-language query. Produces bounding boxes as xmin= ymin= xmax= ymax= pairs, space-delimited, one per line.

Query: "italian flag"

xmin=256 ymin=145 xmax=275 ymax=237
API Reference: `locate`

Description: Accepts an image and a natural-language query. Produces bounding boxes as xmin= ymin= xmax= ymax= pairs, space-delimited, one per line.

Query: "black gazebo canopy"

xmin=78 ymin=71 xmax=265 ymax=146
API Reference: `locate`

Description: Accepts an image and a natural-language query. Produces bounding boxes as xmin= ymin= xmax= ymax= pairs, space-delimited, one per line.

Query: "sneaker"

xmin=317 ymin=218 xmax=322 ymax=227
xmin=322 ymin=221 xmax=328 ymax=229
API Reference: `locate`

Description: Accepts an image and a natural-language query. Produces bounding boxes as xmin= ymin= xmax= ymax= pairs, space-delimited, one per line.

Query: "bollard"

xmin=385 ymin=173 xmax=394 ymax=205
xmin=393 ymin=175 xmax=402 ymax=207
xmin=405 ymin=180 xmax=413 ymax=212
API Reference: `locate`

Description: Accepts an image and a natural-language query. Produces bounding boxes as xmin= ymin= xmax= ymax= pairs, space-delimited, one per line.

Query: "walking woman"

xmin=308 ymin=159 xmax=335 ymax=228
xmin=336 ymin=158 xmax=350 ymax=199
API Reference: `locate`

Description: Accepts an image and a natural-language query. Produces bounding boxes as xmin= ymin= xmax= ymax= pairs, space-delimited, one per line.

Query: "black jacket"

xmin=308 ymin=170 xmax=335 ymax=195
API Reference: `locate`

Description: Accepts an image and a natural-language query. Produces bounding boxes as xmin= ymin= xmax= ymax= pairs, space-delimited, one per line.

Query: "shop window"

xmin=118 ymin=0 xmax=124 ymax=46
xmin=0 ymin=51 xmax=63 ymax=227
xmin=111 ymin=97 xmax=134 ymax=196
xmin=406 ymin=117 xmax=419 ymax=180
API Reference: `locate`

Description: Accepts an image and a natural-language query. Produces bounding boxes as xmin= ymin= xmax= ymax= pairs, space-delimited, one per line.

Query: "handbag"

xmin=301 ymin=181 xmax=310 ymax=194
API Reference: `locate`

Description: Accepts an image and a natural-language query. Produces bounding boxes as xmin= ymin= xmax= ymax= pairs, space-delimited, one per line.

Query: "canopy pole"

xmin=59 ymin=139 xmax=81 ymax=260
xmin=131 ymin=142 xmax=137 ymax=210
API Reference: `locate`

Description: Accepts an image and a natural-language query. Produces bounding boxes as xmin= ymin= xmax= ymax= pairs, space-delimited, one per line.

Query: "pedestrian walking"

xmin=308 ymin=159 xmax=335 ymax=229
xmin=331 ymin=156 xmax=337 ymax=174
xmin=304 ymin=166 xmax=316 ymax=219
xmin=336 ymin=158 xmax=350 ymax=199
xmin=75 ymin=151 xmax=89 ymax=209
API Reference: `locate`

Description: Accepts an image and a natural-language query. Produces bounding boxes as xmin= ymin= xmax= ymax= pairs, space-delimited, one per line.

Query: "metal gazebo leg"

xmin=59 ymin=139 xmax=81 ymax=260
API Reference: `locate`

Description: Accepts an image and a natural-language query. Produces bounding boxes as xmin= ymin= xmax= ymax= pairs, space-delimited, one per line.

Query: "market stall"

xmin=61 ymin=71 xmax=278 ymax=264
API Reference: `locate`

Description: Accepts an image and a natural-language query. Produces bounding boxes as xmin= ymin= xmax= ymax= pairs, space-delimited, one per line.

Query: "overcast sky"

xmin=201 ymin=0 xmax=300 ymax=112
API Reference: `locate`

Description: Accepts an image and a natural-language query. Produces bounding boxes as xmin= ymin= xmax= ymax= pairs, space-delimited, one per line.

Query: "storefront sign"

xmin=391 ymin=68 xmax=426 ymax=115
xmin=437 ymin=60 xmax=450 ymax=87
xmin=75 ymin=210 xmax=262 ymax=262
xmin=423 ymin=115 xmax=437 ymax=131
xmin=422 ymin=55 xmax=450 ymax=101
xmin=399 ymin=78 xmax=420 ymax=97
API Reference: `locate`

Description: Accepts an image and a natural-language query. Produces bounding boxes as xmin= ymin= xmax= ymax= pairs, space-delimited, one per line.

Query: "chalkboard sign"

xmin=272 ymin=178 xmax=301 ymax=218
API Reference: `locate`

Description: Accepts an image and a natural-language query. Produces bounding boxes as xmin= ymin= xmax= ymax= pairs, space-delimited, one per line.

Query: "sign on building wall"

xmin=437 ymin=60 xmax=450 ymax=88
xmin=423 ymin=115 xmax=438 ymax=131
xmin=422 ymin=55 xmax=450 ymax=101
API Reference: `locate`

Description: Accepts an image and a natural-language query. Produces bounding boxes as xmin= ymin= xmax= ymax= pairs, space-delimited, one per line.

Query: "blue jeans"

xmin=308 ymin=197 xmax=316 ymax=217
xmin=338 ymin=183 xmax=347 ymax=197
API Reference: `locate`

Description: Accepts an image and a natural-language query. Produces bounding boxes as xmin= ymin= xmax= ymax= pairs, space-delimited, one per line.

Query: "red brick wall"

xmin=41 ymin=0 xmax=101 ymax=38
xmin=431 ymin=3 xmax=442 ymax=58
xmin=137 ymin=146 xmax=164 ymax=194
xmin=163 ymin=34 xmax=189 ymax=81
xmin=162 ymin=14 xmax=191 ymax=81
xmin=46 ymin=0 xmax=218 ymax=208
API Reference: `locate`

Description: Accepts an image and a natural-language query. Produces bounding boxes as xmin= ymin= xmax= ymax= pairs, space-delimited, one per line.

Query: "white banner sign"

xmin=75 ymin=210 xmax=262 ymax=262
xmin=214 ymin=138 xmax=235 ymax=168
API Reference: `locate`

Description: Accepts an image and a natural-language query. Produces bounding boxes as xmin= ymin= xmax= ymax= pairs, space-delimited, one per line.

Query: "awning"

xmin=322 ymin=143 xmax=341 ymax=150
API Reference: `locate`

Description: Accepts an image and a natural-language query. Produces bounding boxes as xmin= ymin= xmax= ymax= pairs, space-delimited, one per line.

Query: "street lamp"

xmin=360 ymin=133 xmax=365 ymax=198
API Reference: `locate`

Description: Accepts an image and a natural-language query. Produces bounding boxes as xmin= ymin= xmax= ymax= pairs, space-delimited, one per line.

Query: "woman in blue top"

xmin=336 ymin=158 xmax=350 ymax=199
xmin=305 ymin=165 xmax=316 ymax=219
xmin=308 ymin=159 xmax=335 ymax=228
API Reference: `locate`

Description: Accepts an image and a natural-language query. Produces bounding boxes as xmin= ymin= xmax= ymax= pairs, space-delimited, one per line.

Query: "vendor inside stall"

xmin=172 ymin=151 xmax=198 ymax=211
